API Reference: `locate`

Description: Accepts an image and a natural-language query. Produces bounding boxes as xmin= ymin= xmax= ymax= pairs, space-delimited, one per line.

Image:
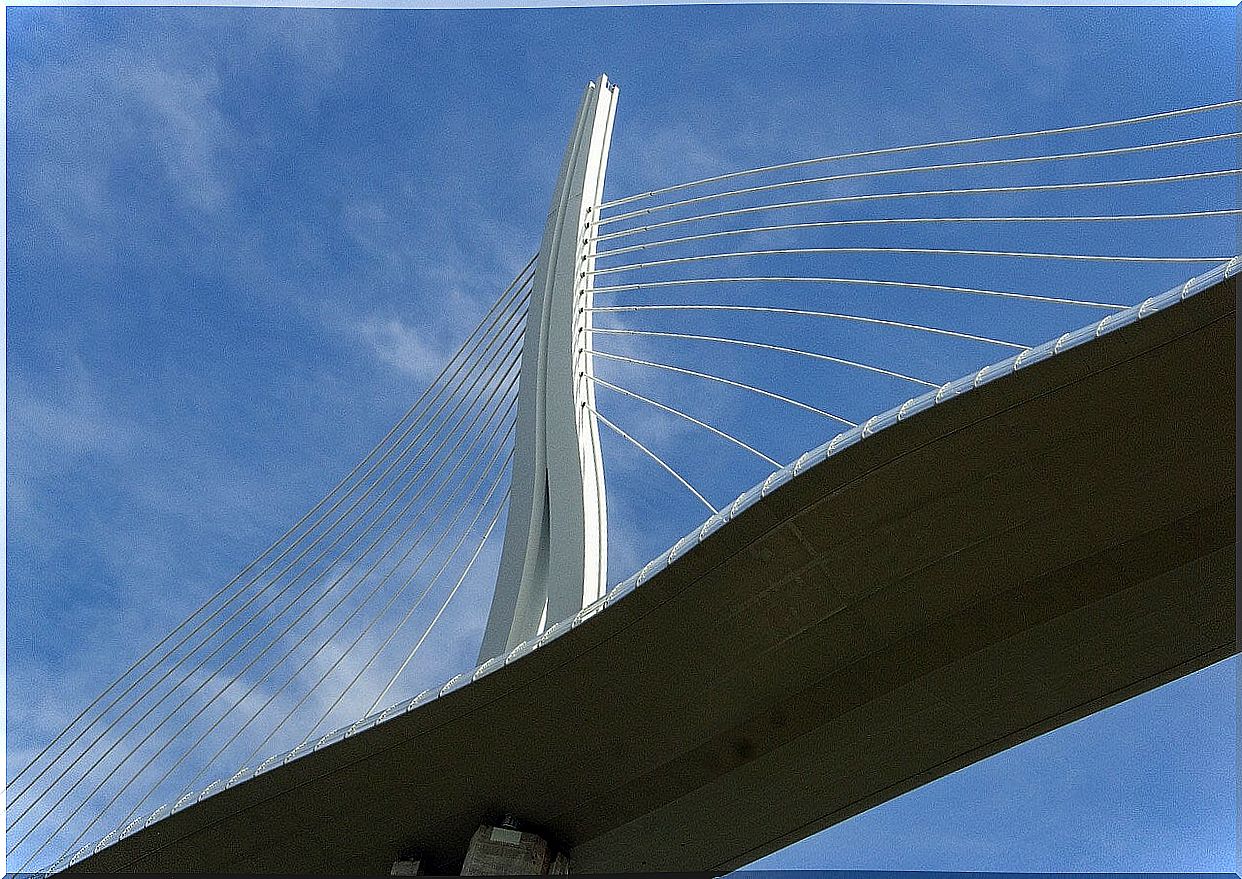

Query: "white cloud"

xmin=351 ymin=312 xmax=448 ymax=381
xmin=10 ymin=48 xmax=236 ymax=264
xmin=124 ymin=62 xmax=233 ymax=214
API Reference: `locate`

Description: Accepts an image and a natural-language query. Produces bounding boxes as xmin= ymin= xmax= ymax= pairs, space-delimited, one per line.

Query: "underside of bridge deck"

xmin=71 ymin=276 xmax=1236 ymax=875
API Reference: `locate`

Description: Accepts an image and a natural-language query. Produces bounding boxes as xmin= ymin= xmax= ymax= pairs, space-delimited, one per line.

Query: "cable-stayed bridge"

xmin=8 ymin=77 xmax=1237 ymax=875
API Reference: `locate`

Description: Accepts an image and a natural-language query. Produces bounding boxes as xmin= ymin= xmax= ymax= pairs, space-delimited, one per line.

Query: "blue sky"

xmin=5 ymin=4 xmax=1237 ymax=873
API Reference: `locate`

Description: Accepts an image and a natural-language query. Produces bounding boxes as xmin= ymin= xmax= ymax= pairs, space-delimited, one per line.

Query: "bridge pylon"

xmin=479 ymin=75 xmax=619 ymax=662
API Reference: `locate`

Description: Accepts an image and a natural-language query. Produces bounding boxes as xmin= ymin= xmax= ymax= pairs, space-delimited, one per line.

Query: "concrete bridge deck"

xmin=70 ymin=274 xmax=1236 ymax=875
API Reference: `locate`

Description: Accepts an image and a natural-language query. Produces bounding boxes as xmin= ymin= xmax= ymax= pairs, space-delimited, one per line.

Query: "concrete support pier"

xmin=459 ymin=817 xmax=567 ymax=875
xmin=394 ymin=816 xmax=568 ymax=875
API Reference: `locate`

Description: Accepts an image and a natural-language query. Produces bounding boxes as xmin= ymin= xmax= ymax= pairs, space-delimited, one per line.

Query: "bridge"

xmin=9 ymin=78 xmax=1238 ymax=875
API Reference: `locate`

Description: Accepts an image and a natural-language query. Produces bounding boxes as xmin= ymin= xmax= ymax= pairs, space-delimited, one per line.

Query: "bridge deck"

xmin=71 ymin=275 xmax=1236 ymax=875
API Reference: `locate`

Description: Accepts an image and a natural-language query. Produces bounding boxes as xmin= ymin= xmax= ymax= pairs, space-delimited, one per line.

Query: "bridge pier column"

xmin=459 ymin=816 xmax=568 ymax=875
xmin=391 ymin=816 xmax=568 ymax=876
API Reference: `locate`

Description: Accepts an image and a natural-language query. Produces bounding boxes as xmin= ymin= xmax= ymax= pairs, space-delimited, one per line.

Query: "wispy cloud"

xmin=9 ymin=49 xmax=235 ymax=268
xmin=350 ymin=312 xmax=452 ymax=381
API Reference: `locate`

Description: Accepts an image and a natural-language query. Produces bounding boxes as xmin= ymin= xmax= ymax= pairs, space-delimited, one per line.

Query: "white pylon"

xmin=479 ymin=75 xmax=618 ymax=661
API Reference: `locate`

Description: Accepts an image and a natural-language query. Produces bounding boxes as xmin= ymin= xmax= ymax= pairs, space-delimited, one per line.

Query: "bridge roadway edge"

xmin=66 ymin=272 xmax=1236 ymax=875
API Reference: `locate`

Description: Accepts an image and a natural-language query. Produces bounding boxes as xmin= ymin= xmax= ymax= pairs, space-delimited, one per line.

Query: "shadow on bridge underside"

xmin=69 ymin=270 xmax=1236 ymax=875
